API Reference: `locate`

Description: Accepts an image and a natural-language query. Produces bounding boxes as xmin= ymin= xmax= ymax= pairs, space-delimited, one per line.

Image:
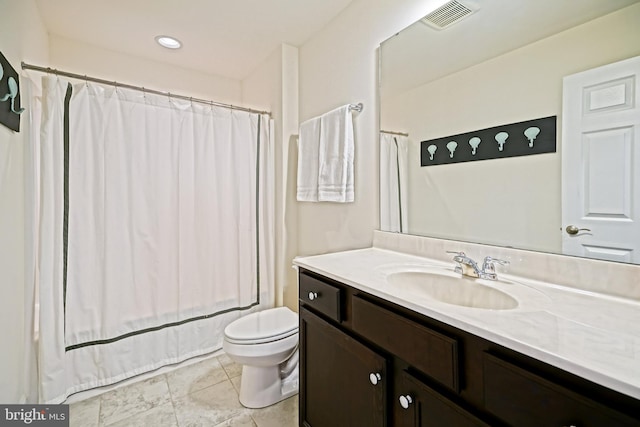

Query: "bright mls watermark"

xmin=1 ymin=405 xmax=68 ymax=426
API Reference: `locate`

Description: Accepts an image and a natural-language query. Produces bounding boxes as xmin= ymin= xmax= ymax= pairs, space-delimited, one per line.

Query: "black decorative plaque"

xmin=420 ymin=116 xmax=556 ymax=167
xmin=0 ymin=51 xmax=23 ymax=132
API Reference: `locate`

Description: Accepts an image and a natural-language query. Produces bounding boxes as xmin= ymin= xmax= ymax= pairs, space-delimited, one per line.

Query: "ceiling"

xmin=34 ymin=0 xmax=354 ymax=80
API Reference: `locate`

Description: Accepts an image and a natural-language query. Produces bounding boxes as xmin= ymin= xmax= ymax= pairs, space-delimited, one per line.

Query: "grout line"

xmin=165 ymin=373 xmax=177 ymax=402
xmin=164 ymin=372 xmax=182 ymax=427
xmin=96 ymin=396 xmax=103 ymax=427
xmin=169 ymin=393 xmax=180 ymax=427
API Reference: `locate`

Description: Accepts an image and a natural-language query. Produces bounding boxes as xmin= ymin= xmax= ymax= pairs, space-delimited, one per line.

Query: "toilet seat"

xmin=225 ymin=307 xmax=298 ymax=344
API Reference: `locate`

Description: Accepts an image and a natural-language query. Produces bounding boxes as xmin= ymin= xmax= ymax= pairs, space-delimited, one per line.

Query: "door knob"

xmin=399 ymin=395 xmax=413 ymax=409
xmin=369 ymin=372 xmax=382 ymax=385
xmin=565 ymin=225 xmax=591 ymax=235
xmin=308 ymin=291 xmax=319 ymax=300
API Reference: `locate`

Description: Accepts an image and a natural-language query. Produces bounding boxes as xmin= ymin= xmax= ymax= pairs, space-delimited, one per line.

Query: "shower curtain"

xmin=380 ymin=133 xmax=409 ymax=232
xmin=33 ymin=76 xmax=274 ymax=403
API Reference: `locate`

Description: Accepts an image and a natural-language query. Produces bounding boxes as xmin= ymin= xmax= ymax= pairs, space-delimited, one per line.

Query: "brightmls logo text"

xmin=1 ymin=405 xmax=68 ymax=426
xmin=4 ymin=408 xmax=46 ymax=424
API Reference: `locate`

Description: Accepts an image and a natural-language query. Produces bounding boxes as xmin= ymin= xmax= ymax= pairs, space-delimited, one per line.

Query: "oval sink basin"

xmin=388 ymin=270 xmax=519 ymax=310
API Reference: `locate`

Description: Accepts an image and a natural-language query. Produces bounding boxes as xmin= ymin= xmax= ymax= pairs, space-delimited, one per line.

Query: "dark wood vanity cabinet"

xmin=298 ymin=268 xmax=640 ymax=427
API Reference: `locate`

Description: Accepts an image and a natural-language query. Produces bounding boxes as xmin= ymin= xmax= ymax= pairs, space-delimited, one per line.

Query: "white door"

xmin=562 ymin=55 xmax=640 ymax=263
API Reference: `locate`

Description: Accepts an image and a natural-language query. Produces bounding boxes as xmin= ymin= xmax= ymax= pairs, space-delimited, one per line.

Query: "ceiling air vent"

xmin=421 ymin=0 xmax=476 ymax=30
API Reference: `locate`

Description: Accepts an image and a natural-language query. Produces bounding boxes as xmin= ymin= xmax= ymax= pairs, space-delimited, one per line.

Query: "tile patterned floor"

xmin=67 ymin=353 xmax=298 ymax=427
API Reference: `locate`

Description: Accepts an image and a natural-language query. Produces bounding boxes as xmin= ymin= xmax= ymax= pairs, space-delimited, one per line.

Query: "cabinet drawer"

xmin=397 ymin=370 xmax=490 ymax=427
xmin=299 ymin=272 xmax=342 ymax=322
xmin=352 ymin=295 xmax=459 ymax=391
xmin=483 ymin=353 xmax=640 ymax=427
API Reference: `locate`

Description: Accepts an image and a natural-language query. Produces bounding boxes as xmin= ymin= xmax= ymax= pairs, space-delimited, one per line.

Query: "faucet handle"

xmin=482 ymin=256 xmax=509 ymax=273
xmin=446 ymin=251 xmax=465 ymax=274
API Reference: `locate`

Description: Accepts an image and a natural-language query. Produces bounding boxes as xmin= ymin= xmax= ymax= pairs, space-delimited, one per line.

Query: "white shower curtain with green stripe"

xmin=36 ymin=76 xmax=275 ymax=403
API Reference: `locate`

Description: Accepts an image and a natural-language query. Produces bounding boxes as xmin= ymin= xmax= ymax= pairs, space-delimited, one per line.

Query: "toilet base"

xmin=238 ymin=364 xmax=299 ymax=408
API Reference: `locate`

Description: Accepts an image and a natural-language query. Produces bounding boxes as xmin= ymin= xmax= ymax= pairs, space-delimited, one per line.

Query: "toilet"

xmin=222 ymin=307 xmax=299 ymax=408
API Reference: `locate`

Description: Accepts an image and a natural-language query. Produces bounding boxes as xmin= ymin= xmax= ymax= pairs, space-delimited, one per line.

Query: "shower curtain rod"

xmin=381 ymin=129 xmax=409 ymax=137
xmin=21 ymin=62 xmax=272 ymax=117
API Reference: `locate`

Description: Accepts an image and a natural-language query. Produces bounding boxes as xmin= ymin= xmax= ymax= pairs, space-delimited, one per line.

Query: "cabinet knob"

xmin=369 ymin=372 xmax=382 ymax=385
xmin=399 ymin=394 xmax=413 ymax=409
xmin=308 ymin=291 xmax=319 ymax=301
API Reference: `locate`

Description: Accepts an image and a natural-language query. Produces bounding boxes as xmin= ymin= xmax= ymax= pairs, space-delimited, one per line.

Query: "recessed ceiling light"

xmin=155 ymin=35 xmax=182 ymax=49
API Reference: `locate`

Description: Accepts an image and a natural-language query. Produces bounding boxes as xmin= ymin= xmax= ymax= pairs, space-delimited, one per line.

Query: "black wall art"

xmin=420 ymin=116 xmax=556 ymax=167
xmin=0 ymin=52 xmax=24 ymax=132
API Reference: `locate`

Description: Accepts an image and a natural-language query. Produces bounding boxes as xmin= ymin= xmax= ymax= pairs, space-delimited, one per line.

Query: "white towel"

xmin=317 ymin=105 xmax=354 ymax=202
xmin=296 ymin=116 xmax=321 ymax=201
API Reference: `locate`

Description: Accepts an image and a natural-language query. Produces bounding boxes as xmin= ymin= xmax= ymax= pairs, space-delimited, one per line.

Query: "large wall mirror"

xmin=379 ymin=0 xmax=640 ymax=264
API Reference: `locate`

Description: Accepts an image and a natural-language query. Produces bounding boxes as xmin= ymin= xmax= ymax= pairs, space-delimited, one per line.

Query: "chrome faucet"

xmin=447 ymin=251 xmax=509 ymax=281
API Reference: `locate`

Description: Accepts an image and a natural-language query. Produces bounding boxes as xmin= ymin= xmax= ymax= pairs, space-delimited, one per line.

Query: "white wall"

xmin=49 ymin=35 xmax=242 ymax=103
xmin=297 ymin=0 xmax=442 ymax=257
xmin=0 ymin=0 xmax=49 ymax=403
xmin=242 ymin=44 xmax=300 ymax=311
xmin=382 ymin=4 xmax=640 ymax=253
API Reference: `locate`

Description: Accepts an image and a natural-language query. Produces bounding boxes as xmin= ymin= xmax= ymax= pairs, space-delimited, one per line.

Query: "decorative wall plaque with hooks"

xmin=420 ymin=116 xmax=556 ymax=167
xmin=0 ymin=51 xmax=23 ymax=132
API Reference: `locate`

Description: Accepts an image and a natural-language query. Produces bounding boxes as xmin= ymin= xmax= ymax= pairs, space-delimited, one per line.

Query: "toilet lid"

xmin=225 ymin=307 xmax=298 ymax=342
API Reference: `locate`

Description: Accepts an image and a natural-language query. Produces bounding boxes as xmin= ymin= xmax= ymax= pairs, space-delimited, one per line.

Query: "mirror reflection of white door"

xmin=562 ymin=55 xmax=640 ymax=263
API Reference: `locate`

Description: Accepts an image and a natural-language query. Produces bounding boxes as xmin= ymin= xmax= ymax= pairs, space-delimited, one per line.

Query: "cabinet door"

xmin=484 ymin=353 xmax=640 ymax=427
xmin=300 ymin=307 xmax=387 ymax=427
xmin=396 ymin=371 xmax=490 ymax=427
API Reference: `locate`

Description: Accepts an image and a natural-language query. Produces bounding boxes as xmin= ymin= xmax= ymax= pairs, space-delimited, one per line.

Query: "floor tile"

xmin=104 ymin=402 xmax=177 ymax=427
xmin=212 ymin=413 xmax=257 ymax=427
xmin=230 ymin=375 xmax=241 ymax=394
xmin=166 ymin=356 xmax=228 ymax=399
xmin=99 ymin=374 xmax=172 ymax=426
xmin=250 ymin=395 xmax=298 ymax=427
xmin=217 ymin=353 xmax=243 ymax=379
xmin=69 ymin=395 xmax=101 ymax=427
xmin=65 ymin=352 xmax=297 ymax=427
xmin=173 ymin=380 xmax=248 ymax=427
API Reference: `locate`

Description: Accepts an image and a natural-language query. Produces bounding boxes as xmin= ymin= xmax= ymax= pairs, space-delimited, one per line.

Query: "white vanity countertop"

xmin=293 ymin=247 xmax=640 ymax=400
